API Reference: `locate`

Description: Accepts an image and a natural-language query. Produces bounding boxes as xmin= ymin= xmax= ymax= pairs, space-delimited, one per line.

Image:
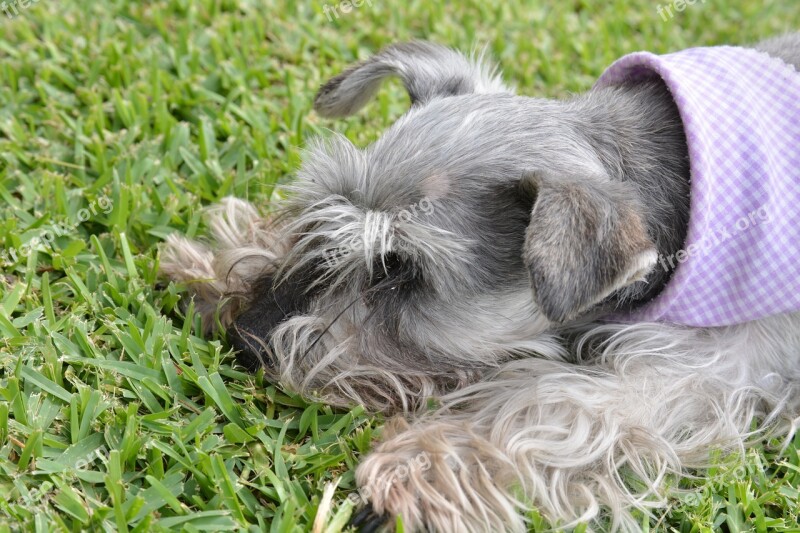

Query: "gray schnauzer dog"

xmin=162 ymin=33 xmax=800 ymax=531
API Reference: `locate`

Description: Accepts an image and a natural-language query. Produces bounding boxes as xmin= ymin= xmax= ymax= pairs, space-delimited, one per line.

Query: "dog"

xmin=161 ymin=33 xmax=800 ymax=531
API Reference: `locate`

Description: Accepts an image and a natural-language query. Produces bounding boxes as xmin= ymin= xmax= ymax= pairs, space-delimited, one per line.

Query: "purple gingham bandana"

xmin=595 ymin=46 xmax=800 ymax=326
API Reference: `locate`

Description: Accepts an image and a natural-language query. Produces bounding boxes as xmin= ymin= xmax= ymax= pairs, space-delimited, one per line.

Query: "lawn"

xmin=0 ymin=0 xmax=798 ymax=531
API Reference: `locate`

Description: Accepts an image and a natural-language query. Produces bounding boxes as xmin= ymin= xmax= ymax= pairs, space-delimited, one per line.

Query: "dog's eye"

xmin=370 ymin=253 xmax=419 ymax=290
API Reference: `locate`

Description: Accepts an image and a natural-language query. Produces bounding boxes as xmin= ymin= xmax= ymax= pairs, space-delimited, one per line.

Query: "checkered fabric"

xmin=595 ymin=46 xmax=800 ymax=326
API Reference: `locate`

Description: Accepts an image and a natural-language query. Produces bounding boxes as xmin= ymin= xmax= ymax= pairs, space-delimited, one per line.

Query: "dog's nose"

xmin=228 ymin=268 xmax=321 ymax=370
xmin=227 ymin=322 xmax=276 ymax=371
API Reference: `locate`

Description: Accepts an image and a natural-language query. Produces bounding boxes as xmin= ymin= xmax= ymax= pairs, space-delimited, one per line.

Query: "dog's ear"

xmin=314 ymin=41 xmax=510 ymax=118
xmin=522 ymin=170 xmax=658 ymax=323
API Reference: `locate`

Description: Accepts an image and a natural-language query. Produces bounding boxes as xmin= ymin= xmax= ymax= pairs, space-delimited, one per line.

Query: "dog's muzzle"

xmin=227 ymin=271 xmax=319 ymax=371
xmin=227 ymin=321 xmax=277 ymax=371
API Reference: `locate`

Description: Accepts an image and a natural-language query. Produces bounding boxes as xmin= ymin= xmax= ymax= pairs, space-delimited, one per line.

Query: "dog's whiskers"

xmin=302 ymin=275 xmax=402 ymax=360
xmin=232 ymin=324 xmax=276 ymax=369
xmin=302 ymin=294 xmax=362 ymax=360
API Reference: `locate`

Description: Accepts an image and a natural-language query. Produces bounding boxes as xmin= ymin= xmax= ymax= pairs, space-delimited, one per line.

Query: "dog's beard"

xmin=266 ymin=311 xmax=489 ymax=413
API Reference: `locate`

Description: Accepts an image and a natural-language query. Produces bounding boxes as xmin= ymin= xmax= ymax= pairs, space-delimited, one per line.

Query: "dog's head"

xmin=219 ymin=42 xmax=666 ymax=410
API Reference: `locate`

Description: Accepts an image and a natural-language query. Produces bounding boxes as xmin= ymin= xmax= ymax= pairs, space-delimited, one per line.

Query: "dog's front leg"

xmin=353 ymin=413 xmax=526 ymax=532
xmin=352 ymin=348 xmax=793 ymax=532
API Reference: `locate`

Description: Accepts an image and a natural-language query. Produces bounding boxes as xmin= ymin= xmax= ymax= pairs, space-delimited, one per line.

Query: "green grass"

xmin=0 ymin=0 xmax=798 ymax=531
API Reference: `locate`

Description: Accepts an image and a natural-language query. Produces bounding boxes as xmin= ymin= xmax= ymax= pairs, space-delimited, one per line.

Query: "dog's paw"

xmin=354 ymin=418 xmax=525 ymax=532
